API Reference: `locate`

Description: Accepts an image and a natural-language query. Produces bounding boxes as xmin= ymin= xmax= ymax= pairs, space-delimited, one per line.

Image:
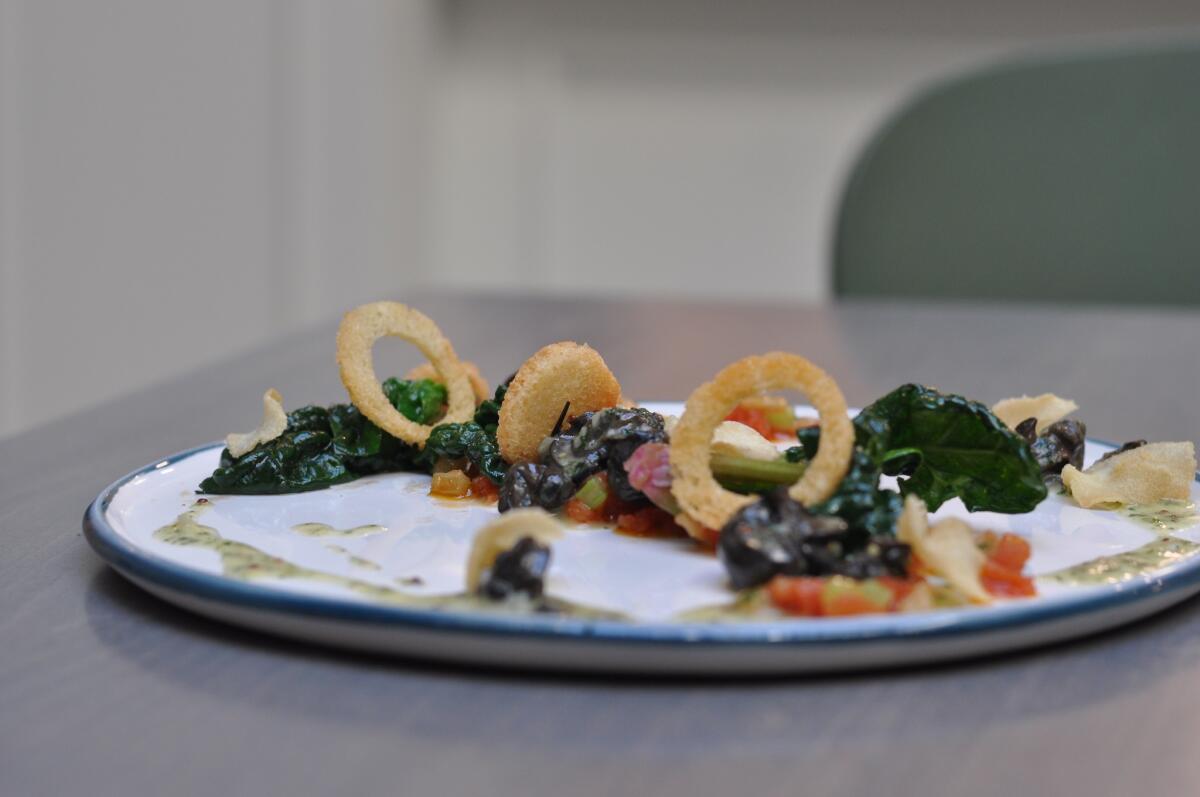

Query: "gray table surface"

xmin=3 ymin=293 xmax=1199 ymax=797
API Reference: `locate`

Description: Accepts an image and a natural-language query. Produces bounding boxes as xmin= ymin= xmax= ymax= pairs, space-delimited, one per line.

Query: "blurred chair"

xmin=833 ymin=40 xmax=1200 ymax=305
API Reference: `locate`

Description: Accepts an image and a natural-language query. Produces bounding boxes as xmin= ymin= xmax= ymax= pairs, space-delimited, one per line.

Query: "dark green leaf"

xmin=285 ymin=405 xmax=333 ymax=433
xmin=421 ymin=422 xmax=508 ymax=484
xmin=853 ymin=384 xmax=1047 ymax=513
xmin=473 ymin=380 xmax=508 ymax=435
xmin=382 ymin=378 xmax=448 ymax=425
xmin=198 ymin=429 xmax=355 ymax=494
xmin=200 ymin=378 xmax=440 ymax=494
xmin=792 ymin=428 xmax=902 ymax=536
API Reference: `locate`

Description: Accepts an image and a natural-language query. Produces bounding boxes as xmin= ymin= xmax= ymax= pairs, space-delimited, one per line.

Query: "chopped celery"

xmin=574 ymin=474 xmax=609 ymax=510
xmin=764 ymin=407 xmax=796 ymax=430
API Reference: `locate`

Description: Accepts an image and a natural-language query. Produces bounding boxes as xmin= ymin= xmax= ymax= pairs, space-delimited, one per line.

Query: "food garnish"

xmin=717 ymin=488 xmax=909 ymax=589
xmin=854 ymin=384 xmax=1047 ymax=512
xmin=993 ymin=393 xmax=1079 ymax=433
xmin=498 ymin=462 xmax=577 ymax=513
xmin=710 ymin=420 xmax=781 ymax=461
xmin=725 ymin=395 xmax=810 ymax=440
xmin=499 ymin=407 xmax=668 ymax=511
xmin=1016 ymin=418 xmax=1087 ymax=477
xmin=405 ymin=360 xmax=491 ymax=403
xmin=430 ymin=468 xmax=472 ymax=498
xmin=423 ymin=420 xmax=508 ymax=485
xmin=497 ymin=341 xmax=622 ymax=463
xmin=622 ymin=442 xmax=679 ymax=515
xmin=541 ymin=407 xmax=668 ymax=501
xmin=225 ymin=388 xmax=288 ymax=458
xmin=1062 ymin=441 xmax=1196 ymax=508
xmin=896 ymin=496 xmax=990 ymax=604
xmin=199 ymin=378 xmax=445 ymax=494
xmin=669 ymin=352 xmax=855 ymax=534
xmin=1097 ymin=439 xmax=1147 ymax=464
xmin=790 ymin=429 xmax=902 ymax=538
xmin=336 ymin=301 xmax=475 ymax=447
xmin=465 ymin=508 xmax=563 ymax=594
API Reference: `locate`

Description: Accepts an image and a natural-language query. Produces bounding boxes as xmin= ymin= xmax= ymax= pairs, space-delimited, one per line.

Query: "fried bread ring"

xmin=669 ymin=352 xmax=854 ymax=533
xmin=405 ymin=360 xmax=491 ymax=403
xmin=497 ymin=341 xmax=622 ymax=463
xmin=336 ymin=302 xmax=474 ymax=447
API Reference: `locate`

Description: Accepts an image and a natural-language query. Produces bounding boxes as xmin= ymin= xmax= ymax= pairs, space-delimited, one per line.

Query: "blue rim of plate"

xmin=83 ymin=440 xmax=1200 ymax=648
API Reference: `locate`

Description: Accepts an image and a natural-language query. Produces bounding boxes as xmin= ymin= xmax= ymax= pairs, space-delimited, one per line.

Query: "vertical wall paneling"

xmin=0 ymin=0 xmax=437 ymax=440
xmin=0 ymin=0 xmax=24 ymax=434
xmin=271 ymin=0 xmax=324 ymax=323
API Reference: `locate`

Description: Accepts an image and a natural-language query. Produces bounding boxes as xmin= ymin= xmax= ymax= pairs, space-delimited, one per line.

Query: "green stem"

xmin=710 ymin=453 xmax=805 ymax=486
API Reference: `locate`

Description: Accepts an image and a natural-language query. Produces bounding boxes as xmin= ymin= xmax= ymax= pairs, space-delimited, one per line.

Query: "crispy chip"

xmin=1062 ymin=441 xmax=1196 ymax=508
xmin=464 ymin=508 xmax=564 ymax=592
xmin=336 ymin=302 xmax=474 ymax=447
xmin=897 ymin=495 xmax=990 ymax=604
xmin=668 ymin=352 xmax=854 ymax=534
xmin=226 ymin=388 xmax=288 ymax=458
xmin=497 ymin=341 xmax=622 ymax=463
xmin=992 ymin=393 xmax=1078 ymax=433
xmin=405 ymin=360 xmax=490 ymax=403
xmin=710 ymin=420 xmax=780 ymax=462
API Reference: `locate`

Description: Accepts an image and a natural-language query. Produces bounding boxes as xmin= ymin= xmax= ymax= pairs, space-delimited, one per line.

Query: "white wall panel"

xmin=0 ymin=0 xmax=434 ymax=439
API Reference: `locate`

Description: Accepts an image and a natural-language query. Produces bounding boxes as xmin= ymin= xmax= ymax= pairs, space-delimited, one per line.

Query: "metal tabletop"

xmin=3 ymin=293 xmax=1199 ymax=797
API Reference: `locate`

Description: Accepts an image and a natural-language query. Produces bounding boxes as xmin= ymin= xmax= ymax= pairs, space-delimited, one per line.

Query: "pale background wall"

xmin=2 ymin=0 xmax=1198 ymax=440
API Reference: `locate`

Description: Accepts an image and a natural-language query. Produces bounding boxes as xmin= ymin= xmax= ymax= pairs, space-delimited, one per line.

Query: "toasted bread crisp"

xmin=336 ymin=302 xmax=475 ymax=447
xmin=897 ymin=495 xmax=990 ymax=604
xmin=497 ymin=342 xmax=622 ymax=463
xmin=405 ymin=360 xmax=491 ymax=403
xmin=1062 ymin=441 xmax=1196 ymax=508
xmin=993 ymin=393 xmax=1078 ymax=433
xmin=710 ymin=421 xmax=780 ymax=462
xmin=226 ymin=389 xmax=288 ymax=458
xmin=668 ymin=352 xmax=854 ymax=534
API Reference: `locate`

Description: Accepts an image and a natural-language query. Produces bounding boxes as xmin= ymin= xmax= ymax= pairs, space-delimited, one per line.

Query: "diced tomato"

xmin=770 ymin=576 xmax=920 ymax=616
xmin=724 ymin=405 xmax=775 ymax=439
xmin=981 ymin=559 xmax=1037 ymax=597
xmin=469 ymin=475 xmax=500 ymax=503
xmin=876 ymin=576 xmax=921 ymax=609
xmin=768 ymin=576 xmax=825 ymax=616
xmin=564 ymin=498 xmax=604 ymax=524
xmin=616 ymin=508 xmax=655 ymax=534
xmin=978 ymin=532 xmax=1035 ymax=597
xmin=597 ymin=479 xmax=647 ymax=523
xmin=989 ymin=533 xmax=1032 ymax=572
xmin=821 ymin=577 xmax=894 ymax=616
xmin=691 ymin=525 xmax=721 ymax=549
xmin=615 ymin=507 xmax=687 ymax=539
xmin=981 ymin=575 xmax=1037 ymax=598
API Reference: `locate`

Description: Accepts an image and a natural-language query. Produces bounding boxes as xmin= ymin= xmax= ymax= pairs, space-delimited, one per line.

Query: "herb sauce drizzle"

xmin=154 ymin=504 xmax=624 ymax=619
xmin=291 ymin=522 xmax=385 ymax=538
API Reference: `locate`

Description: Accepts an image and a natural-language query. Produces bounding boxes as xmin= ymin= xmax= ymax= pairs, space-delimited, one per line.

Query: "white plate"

xmin=84 ymin=403 xmax=1200 ymax=675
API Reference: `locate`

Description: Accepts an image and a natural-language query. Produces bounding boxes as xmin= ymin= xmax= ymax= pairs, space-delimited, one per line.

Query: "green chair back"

xmin=834 ymin=41 xmax=1200 ymax=305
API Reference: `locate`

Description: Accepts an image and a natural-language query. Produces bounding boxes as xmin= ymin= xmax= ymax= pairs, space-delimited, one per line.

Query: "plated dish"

xmin=84 ymin=302 xmax=1200 ymax=673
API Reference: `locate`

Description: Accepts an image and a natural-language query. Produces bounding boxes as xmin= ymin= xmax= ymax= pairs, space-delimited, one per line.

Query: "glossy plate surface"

xmin=84 ymin=403 xmax=1200 ymax=674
